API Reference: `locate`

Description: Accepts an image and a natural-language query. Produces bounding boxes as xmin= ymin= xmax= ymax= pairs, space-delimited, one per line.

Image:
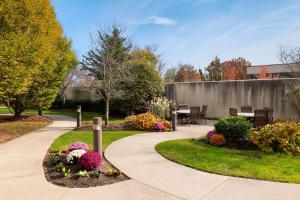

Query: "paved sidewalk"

xmin=0 ymin=115 xmax=181 ymax=200
xmin=105 ymin=125 xmax=300 ymax=200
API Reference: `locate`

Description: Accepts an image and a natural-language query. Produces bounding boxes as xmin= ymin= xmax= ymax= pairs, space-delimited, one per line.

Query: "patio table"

xmin=176 ymin=109 xmax=190 ymax=114
xmin=237 ymin=112 xmax=254 ymax=118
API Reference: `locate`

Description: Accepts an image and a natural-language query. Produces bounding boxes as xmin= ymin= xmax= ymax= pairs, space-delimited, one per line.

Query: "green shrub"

xmin=148 ymin=97 xmax=173 ymax=120
xmin=215 ymin=116 xmax=252 ymax=141
xmin=250 ymin=121 xmax=300 ymax=154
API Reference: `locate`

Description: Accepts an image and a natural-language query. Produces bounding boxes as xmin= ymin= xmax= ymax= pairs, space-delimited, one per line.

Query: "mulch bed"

xmin=43 ymin=152 xmax=129 ymax=188
xmin=0 ymin=115 xmax=52 ymax=123
xmin=76 ymin=123 xmax=133 ymax=131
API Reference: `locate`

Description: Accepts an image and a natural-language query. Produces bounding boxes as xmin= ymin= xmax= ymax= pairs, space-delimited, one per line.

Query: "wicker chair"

xmin=253 ymin=110 xmax=269 ymax=128
xmin=188 ymin=107 xmax=201 ymax=125
xmin=229 ymin=108 xmax=237 ymax=116
xmin=241 ymin=106 xmax=252 ymax=113
xmin=264 ymin=107 xmax=274 ymax=124
xmin=200 ymin=105 xmax=207 ymax=124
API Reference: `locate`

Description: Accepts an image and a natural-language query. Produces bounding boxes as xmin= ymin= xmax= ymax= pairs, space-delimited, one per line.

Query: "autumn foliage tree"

xmin=223 ymin=58 xmax=251 ymax=80
xmin=254 ymin=65 xmax=276 ymax=79
xmin=175 ymin=64 xmax=201 ymax=82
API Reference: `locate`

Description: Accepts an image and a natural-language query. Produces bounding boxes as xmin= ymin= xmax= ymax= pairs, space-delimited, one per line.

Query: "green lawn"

xmin=49 ymin=130 xmax=143 ymax=152
xmin=0 ymin=107 xmax=124 ymax=125
xmin=156 ymin=139 xmax=300 ymax=183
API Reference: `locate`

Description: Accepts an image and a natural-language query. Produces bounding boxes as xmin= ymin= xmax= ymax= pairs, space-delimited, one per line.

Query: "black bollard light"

xmin=76 ymin=105 xmax=81 ymax=128
xmin=93 ymin=117 xmax=102 ymax=155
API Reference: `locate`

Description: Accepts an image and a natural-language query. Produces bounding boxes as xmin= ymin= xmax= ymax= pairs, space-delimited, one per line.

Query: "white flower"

xmin=67 ymin=149 xmax=86 ymax=164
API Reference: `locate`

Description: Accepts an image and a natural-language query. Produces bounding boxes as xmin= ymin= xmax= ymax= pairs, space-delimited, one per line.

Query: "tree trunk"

xmin=11 ymin=98 xmax=25 ymax=118
xmin=62 ymin=96 xmax=66 ymax=109
xmin=14 ymin=110 xmax=22 ymax=118
xmin=105 ymin=100 xmax=109 ymax=125
xmin=38 ymin=109 xmax=42 ymax=116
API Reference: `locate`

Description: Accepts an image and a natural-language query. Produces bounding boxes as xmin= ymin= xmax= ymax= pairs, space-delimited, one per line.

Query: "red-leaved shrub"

xmin=78 ymin=151 xmax=102 ymax=171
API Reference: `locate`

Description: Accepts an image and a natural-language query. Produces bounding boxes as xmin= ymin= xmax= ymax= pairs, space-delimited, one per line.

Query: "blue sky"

xmin=51 ymin=0 xmax=300 ymax=70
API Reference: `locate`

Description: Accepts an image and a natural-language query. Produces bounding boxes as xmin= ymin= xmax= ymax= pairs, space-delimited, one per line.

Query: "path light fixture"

xmin=76 ymin=105 xmax=82 ymax=128
xmin=93 ymin=117 xmax=102 ymax=155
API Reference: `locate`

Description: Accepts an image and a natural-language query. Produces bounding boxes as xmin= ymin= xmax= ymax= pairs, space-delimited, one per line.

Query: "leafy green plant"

xmin=105 ymin=167 xmax=119 ymax=177
xmin=75 ymin=170 xmax=89 ymax=178
xmin=90 ymin=170 xmax=102 ymax=178
xmin=250 ymin=121 xmax=300 ymax=154
xmin=215 ymin=116 xmax=252 ymax=141
xmin=54 ymin=162 xmax=70 ymax=177
xmin=148 ymin=97 xmax=173 ymax=120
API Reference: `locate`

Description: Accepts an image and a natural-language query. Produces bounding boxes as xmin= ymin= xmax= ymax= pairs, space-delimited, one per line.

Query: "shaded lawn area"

xmin=156 ymin=139 xmax=300 ymax=183
xmin=0 ymin=107 xmax=124 ymax=125
xmin=0 ymin=120 xmax=52 ymax=144
xmin=49 ymin=130 xmax=143 ymax=153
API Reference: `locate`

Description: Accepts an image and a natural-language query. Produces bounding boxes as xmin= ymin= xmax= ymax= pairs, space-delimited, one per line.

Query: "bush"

xmin=210 ymin=134 xmax=226 ymax=146
xmin=153 ymin=122 xmax=165 ymax=131
xmin=250 ymin=121 xmax=300 ymax=154
xmin=66 ymin=149 xmax=87 ymax=164
xmin=206 ymin=130 xmax=216 ymax=141
xmin=162 ymin=120 xmax=172 ymax=130
xmin=132 ymin=112 xmax=159 ymax=130
xmin=67 ymin=142 xmax=89 ymax=153
xmin=78 ymin=151 xmax=102 ymax=171
xmin=149 ymin=97 xmax=173 ymax=120
xmin=215 ymin=116 xmax=252 ymax=141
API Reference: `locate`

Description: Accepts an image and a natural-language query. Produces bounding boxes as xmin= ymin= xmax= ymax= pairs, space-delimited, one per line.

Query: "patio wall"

xmin=165 ymin=78 xmax=300 ymax=120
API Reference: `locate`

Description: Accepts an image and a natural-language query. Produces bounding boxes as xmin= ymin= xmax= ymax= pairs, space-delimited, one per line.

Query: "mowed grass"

xmin=0 ymin=107 xmax=124 ymax=125
xmin=0 ymin=121 xmax=52 ymax=144
xmin=156 ymin=139 xmax=300 ymax=183
xmin=49 ymin=130 xmax=143 ymax=152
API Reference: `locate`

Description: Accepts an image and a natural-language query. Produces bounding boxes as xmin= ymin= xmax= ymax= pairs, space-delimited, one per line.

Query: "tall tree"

xmin=223 ymin=57 xmax=251 ymax=80
xmin=0 ymin=0 xmax=77 ymax=116
xmin=164 ymin=67 xmax=178 ymax=83
xmin=81 ymin=26 xmax=132 ymax=125
xmin=205 ymin=56 xmax=223 ymax=81
xmin=175 ymin=64 xmax=201 ymax=82
xmin=124 ymin=48 xmax=164 ymax=112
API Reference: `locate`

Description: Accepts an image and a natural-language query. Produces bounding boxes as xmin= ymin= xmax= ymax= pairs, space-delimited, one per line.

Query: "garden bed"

xmin=43 ymin=152 xmax=128 ymax=188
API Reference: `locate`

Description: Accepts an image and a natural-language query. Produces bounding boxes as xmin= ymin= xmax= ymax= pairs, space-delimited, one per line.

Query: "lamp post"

xmin=76 ymin=105 xmax=81 ymax=128
xmin=93 ymin=117 xmax=102 ymax=155
xmin=172 ymin=107 xmax=177 ymax=131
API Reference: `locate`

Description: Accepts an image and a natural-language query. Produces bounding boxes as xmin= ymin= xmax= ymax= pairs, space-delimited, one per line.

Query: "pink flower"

xmin=153 ymin=122 xmax=165 ymax=131
xmin=78 ymin=151 xmax=102 ymax=171
xmin=67 ymin=142 xmax=89 ymax=153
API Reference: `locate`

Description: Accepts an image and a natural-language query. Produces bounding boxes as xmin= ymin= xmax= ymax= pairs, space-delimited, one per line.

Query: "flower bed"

xmin=43 ymin=141 xmax=128 ymax=187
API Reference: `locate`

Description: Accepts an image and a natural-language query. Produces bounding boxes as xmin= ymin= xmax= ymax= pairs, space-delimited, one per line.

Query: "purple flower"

xmin=153 ymin=122 xmax=165 ymax=131
xmin=67 ymin=142 xmax=89 ymax=153
xmin=206 ymin=131 xmax=216 ymax=140
xmin=78 ymin=151 xmax=102 ymax=171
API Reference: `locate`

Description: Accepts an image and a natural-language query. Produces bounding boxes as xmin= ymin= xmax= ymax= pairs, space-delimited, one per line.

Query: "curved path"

xmin=0 ymin=115 xmax=180 ymax=200
xmin=105 ymin=125 xmax=300 ymax=200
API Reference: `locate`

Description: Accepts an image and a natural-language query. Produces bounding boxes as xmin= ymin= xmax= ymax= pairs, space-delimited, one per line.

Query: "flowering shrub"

xmin=124 ymin=115 xmax=137 ymax=123
xmin=210 ymin=134 xmax=226 ymax=146
xmin=153 ymin=122 xmax=165 ymax=131
xmin=162 ymin=120 xmax=172 ymax=130
xmin=67 ymin=149 xmax=87 ymax=164
xmin=67 ymin=142 xmax=89 ymax=152
xmin=149 ymin=97 xmax=173 ymax=120
xmin=250 ymin=121 xmax=300 ymax=154
xmin=206 ymin=131 xmax=216 ymax=141
xmin=132 ymin=112 xmax=159 ymax=130
xmin=78 ymin=151 xmax=102 ymax=171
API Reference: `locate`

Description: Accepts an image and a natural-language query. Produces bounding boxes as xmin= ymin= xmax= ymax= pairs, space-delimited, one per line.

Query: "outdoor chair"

xmin=264 ymin=107 xmax=274 ymax=124
xmin=241 ymin=106 xmax=252 ymax=113
xmin=229 ymin=108 xmax=237 ymax=116
xmin=253 ymin=110 xmax=269 ymax=128
xmin=188 ymin=106 xmax=201 ymax=125
xmin=200 ymin=105 xmax=207 ymax=124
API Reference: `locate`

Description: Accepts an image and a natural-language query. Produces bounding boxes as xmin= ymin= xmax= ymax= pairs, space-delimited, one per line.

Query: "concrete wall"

xmin=165 ymin=79 xmax=300 ymax=120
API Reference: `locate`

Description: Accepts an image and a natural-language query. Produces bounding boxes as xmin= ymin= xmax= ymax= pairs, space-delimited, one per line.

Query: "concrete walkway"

xmin=105 ymin=125 xmax=300 ymax=200
xmin=0 ymin=115 xmax=181 ymax=200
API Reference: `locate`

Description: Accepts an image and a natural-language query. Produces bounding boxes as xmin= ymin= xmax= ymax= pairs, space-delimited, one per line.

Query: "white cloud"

xmin=145 ymin=16 xmax=177 ymax=26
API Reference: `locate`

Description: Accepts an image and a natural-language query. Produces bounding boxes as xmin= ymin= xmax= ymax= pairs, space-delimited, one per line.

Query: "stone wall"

xmin=165 ymin=79 xmax=300 ymax=120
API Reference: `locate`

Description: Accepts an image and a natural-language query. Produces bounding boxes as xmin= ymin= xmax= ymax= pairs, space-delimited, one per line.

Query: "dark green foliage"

xmin=215 ymin=116 xmax=252 ymax=140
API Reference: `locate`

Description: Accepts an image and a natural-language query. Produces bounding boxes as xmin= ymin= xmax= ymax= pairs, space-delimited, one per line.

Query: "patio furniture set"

xmin=176 ymin=104 xmax=207 ymax=125
xmin=230 ymin=106 xmax=274 ymax=128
